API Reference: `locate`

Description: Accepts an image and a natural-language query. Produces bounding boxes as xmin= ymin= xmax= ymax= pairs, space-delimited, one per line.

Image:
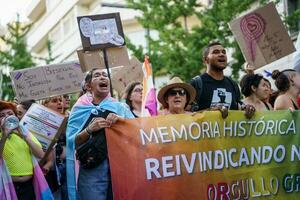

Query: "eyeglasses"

xmin=167 ymin=89 xmax=186 ymax=97
xmin=63 ymin=95 xmax=71 ymax=100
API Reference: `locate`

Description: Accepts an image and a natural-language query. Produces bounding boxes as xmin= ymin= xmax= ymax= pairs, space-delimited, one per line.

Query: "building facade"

xmin=24 ymin=0 xmax=299 ymax=77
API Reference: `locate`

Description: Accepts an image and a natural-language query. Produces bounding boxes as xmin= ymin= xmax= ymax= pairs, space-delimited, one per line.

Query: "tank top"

xmin=2 ymin=133 xmax=41 ymax=176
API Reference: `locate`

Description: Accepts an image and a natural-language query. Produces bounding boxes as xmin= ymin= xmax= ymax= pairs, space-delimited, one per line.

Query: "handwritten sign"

xmin=111 ymin=57 xmax=143 ymax=94
xmin=10 ymin=61 xmax=85 ymax=101
xmin=20 ymin=103 xmax=65 ymax=151
xmin=77 ymin=13 xmax=125 ymax=50
xmin=229 ymin=3 xmax=296 ymax=68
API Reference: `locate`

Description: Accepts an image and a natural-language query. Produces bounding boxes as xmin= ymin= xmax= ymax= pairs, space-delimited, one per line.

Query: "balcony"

xmin=25 ymin=0 xmax=46 ymax=22
xmin=26 ymin=0 xmax=78 ymax=52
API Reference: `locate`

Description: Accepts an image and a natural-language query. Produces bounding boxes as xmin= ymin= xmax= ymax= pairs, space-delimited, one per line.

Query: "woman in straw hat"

xmin=158 ymin=77 xmax=196 ymax=115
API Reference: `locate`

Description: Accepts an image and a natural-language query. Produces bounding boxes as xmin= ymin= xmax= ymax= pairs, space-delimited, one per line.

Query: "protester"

xmin=66 ymin=68 xmax=134 ymax=200
xmin=62 ymin=94 xmax=71 ymax=116
xmin=240 ymin=74 xmax=272 ymax=111
xmin=42 ymin=95 xmax=64 ymax=114
xmin=42 ymin=95 xmax=68 ymax=199
xmin=16 ymin=99 xmax=36 ymax=119
xmin=294 ymin=33 xmax=300 ymax=108
xmin=262 ymin=78 xmax=273 ymax=109
xmin=158 ymin=77 xmax=195 ymax=115
xmin=42 ymin=96 xmax=62 ymax=194
xmin=123 ymin=82 xmax=143 ymax=117
xmin=0 ymin=100 xmax=49 ymax=200
xmin=272 ymin=69 xmax=300 ymax=110
xmin=190 ymin=42 xmax=255 ymax=118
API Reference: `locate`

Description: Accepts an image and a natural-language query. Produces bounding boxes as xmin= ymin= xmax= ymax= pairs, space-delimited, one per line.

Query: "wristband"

xmin=85 ymin=126 xmax=92 ymax=135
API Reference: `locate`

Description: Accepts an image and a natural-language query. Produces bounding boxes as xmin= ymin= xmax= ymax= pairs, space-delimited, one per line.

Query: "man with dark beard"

xmin=190 ymin=42 xmax=255 ymax=118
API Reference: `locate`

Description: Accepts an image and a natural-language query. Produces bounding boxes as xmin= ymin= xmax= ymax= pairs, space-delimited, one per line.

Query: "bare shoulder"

xmin=274 ymin=95 xmax=292 ymax=110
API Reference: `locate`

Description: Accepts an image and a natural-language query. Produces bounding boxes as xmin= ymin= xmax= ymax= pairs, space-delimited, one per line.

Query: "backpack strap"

xmin=190 ymin=75 xmax=203 ymax=111
xmin=225 ymin=76 xmax=241 ymax=105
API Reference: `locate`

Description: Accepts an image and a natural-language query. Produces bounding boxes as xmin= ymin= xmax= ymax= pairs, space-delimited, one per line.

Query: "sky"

xmin=0 ymin=0 xmax=28 ymax=26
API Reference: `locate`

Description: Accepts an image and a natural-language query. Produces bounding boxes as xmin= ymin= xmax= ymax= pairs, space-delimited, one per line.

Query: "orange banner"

xmin=106 ymin=111 xmax=300 ymax=200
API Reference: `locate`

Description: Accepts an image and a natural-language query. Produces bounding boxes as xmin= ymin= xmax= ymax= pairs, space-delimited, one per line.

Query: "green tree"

xmin=126 ymin=0 xmax=299 ymax=81
xmin=0 ymin=15 xmax=35 ymax=100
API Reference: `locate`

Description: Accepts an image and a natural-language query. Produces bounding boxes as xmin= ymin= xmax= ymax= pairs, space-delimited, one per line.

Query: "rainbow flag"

xmin=0 ymin=147 xmax=53 ymax=200
xmin=32 ymin=157 xmax=54 ymax=200
xmin=141 ymin=56 xmax=157 ymax=116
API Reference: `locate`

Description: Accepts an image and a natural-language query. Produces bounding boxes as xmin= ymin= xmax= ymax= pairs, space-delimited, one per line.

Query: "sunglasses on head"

xmin=167 ymin=89 xmax=186 ymax=97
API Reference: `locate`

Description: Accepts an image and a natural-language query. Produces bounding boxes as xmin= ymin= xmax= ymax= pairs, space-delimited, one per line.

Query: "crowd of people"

xmin=0 ymin=41 xmax=300 ymax=200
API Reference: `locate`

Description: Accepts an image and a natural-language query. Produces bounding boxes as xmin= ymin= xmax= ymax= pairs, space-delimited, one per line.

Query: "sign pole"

xmin=103 ymin=49 xmax=114 ymax=96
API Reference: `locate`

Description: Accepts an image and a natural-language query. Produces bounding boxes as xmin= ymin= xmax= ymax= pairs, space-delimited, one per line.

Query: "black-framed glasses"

xmin=167 ymin=89 xmax=186 ymax=97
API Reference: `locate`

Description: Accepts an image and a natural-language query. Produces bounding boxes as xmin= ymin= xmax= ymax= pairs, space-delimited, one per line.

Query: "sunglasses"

xmin=167 ymin=89 xmax=186 ymax=97
xmin=63 ymin=95 xmax=71 ymax=100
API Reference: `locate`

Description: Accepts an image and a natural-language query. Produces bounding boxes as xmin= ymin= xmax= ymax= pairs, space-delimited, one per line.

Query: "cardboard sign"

xmin=10 ymin=61 xmax=85 ymax=101
xmin=77 ymin=46 xmax=130 ymax=72
xmin=77 ymin=13 xmax=125 ymax=50
xmin=111 ymin=57 xmax=143 ymax=94
xmin=19 ymin=103 xmax=65 ymax=151
xmin=229 ymin=2 xmax=296 ymax=69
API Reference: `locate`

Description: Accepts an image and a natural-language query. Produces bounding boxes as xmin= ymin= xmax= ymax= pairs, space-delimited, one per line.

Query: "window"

xmin=49 ymin=25 xmax=62 ymax=47
xmin=63 ymin=10 xmax=76 ymax=37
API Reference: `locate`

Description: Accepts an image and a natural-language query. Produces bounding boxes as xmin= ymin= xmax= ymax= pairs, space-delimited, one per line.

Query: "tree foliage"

xmin=126 ymin=0 xmax=299 ymax=81
xmin=0 ymin=15 xmax=35 ymax=100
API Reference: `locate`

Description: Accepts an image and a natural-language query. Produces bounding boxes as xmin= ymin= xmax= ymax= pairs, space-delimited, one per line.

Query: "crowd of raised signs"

xmin=0 ymin=39 xmax=300 ymax=200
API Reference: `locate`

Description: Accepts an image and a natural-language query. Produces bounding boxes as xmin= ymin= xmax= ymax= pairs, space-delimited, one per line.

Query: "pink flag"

xmin=141 ymin=56 xmax=158 ymax=116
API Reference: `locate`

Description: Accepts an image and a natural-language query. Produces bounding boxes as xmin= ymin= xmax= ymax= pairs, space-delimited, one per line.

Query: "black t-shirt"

xmin=191 ymin=73 xmax=241 ymax=110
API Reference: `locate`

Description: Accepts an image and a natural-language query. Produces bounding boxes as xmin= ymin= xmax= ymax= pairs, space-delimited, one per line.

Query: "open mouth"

xmin=99 ymin=83 xmax=108 ymax=88
xmin=174 ymin=100 xmax=182 ymax=103
xmin=218 ymin=58 xmax=226 ymax=63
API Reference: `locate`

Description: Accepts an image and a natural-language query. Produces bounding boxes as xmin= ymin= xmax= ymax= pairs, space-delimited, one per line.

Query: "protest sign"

xmin=111 ymin=57 xmax=143 ymax=94
xmin=20 ymin=103 xmax=65 ymax=152
xmin=77 ymin=13 xmax=125 ymax=50
xmin=107 ymin=110 xmax=300 ymax=200
xmin=229 ymin=2 xmax=295 ymax=69
xmin=10 ymin=61 xmax=84 ymax=101
xmin=77 ymin=46 xmax=130 ymax=72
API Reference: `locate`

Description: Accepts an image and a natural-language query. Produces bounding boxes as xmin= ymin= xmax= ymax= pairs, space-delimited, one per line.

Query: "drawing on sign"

xmin=20 ymin=103 xmax=65 ymax=151
xmin=240 ymin=13 xmax=266 ymax=62
xmin=79 ymin=17 xmax=124 ymax=46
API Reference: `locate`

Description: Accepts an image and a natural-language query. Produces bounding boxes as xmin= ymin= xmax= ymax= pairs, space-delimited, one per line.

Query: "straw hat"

xmin=158 ymin=77 xmax=196 ymax=108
